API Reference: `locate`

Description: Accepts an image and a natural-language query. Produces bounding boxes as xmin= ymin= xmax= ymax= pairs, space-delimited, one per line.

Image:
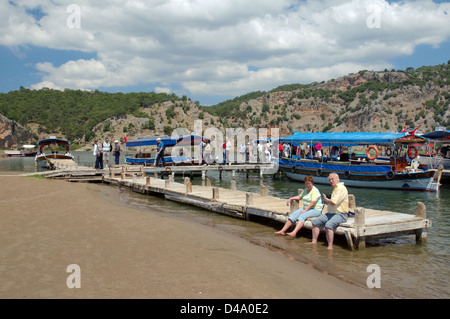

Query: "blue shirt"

xmin=157 ymin=141 xmax=165 ymax=152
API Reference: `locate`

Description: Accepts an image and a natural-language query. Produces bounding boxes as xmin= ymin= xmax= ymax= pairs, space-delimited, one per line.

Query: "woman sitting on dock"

xmin=274 ymin=175 xmax=323 ymax=238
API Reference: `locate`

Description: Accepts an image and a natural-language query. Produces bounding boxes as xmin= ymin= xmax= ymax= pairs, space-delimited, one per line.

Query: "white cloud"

xmin=2 ymin=0 xmax=450 ymax=100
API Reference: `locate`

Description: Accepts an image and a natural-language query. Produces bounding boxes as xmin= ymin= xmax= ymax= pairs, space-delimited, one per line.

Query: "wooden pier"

xmin=94 ymin=165 xmax=431 ymax=250
xmin=39 ymin=163 xmax=431 ymax=249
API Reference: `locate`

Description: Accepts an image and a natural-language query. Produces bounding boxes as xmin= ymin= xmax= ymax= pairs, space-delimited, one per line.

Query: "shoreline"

xmin=0 ymin=172 xmax=389 ymax=299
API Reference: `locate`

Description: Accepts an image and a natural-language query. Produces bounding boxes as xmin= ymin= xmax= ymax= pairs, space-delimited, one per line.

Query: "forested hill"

xmin=0 ymin=63 xmax=449 ymax=148
xmin=0 ymin=89 xmax=188 ymax=143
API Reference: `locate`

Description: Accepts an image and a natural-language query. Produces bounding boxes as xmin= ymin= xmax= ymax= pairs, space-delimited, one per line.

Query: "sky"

xmin=1 ymin=0 xmax=449 ymax=106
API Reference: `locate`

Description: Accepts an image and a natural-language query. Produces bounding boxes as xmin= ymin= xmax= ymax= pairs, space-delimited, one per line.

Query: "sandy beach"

xmin=0 ymin=173 xmax=388 ymax=299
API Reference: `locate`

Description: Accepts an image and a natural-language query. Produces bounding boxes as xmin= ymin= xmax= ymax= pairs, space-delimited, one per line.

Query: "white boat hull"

xmin=284 ymin=170 xmax=440 ymax=192
xmin=417 ymin=155 xmax=450 ymax=170
xmin=35 ymin=154 xmax=74 ymax=169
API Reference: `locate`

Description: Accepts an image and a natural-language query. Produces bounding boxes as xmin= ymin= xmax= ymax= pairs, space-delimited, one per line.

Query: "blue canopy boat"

xmin=125 ymin=134 xmax=209 ymax=166
xmin=278 ymin=132 xmax=443 ymax=192
xmin=417 ymin=129 xmax=450 ymax=184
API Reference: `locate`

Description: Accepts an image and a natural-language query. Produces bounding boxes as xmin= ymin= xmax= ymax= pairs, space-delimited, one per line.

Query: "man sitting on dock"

xmin=308 ymin=173 xmax=348 ymax=250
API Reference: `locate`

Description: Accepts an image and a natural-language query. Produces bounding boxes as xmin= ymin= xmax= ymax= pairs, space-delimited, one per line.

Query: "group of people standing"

xmin=275 ymin=173 xmax=349 ymax=250
xmin=93 ymin=138 xmax=121 ymax=169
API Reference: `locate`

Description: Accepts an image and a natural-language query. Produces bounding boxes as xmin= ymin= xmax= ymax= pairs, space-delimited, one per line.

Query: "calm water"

xmin=2 ymin=152 xmax=449 ymax=299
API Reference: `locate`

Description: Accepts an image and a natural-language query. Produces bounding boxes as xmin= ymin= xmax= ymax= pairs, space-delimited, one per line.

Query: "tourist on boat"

xmin=309 ymin=173 xmax=348 ymax=250
xmin=154 ymin=138 xmax=165 ymax=167
xmin=274 ymin=175 xmax=323 ymax=238
xmin=113 ymin=140 xmax=120 ymax=165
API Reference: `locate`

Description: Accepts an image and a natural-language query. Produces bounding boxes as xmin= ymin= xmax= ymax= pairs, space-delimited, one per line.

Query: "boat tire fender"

xmin=316 ymin=168 xmax=323 ymax=176
xmin=344 ymin=170 xmax=351 ymax=178
xmin=385 ymin=148 xmax=392 ymax=156
xmin=386 ymin=171 xmax=394 ymax=179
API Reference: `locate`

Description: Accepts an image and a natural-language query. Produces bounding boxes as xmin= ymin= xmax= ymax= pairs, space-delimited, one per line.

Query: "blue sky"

xmin=1 ymin=0 xmax=449 ymax=106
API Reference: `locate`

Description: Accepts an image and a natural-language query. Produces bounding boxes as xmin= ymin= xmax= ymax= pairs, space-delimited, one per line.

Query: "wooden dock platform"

xmin=96 ymin=165 xmax=431 ymax=250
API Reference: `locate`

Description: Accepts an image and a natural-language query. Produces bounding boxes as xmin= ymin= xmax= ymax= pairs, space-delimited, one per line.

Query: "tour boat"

xmin=34 ymin=137 xmax=74 ymax=169
xmin=278 ymin=132 xmax=442 ymax=192
xmin=125 ymin=134 xmax=210 ymax=166
xmin=4 ymin=144 xmax=37 ymax=157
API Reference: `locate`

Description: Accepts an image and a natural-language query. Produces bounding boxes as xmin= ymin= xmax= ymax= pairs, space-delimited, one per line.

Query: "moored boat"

xmin=125 ymin=134 xmax=210 ymax=166
xmin=278 ymin=132 xmax=442 ymax=192
xmin=34 ymin=137 xmax=74 ymax=168
xmin=4 ymin=145 xmax=37 ymax=157
xmin=417 ymin=129 xmax=450 ymax=183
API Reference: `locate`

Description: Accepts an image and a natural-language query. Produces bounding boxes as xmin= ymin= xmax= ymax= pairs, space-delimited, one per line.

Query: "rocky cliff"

xmin=0 ymin=114 xmax=35 ymax=149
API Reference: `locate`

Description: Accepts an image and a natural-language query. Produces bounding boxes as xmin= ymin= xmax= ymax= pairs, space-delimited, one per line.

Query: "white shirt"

xmin=102 ymin=142 xmax=111 ymax=152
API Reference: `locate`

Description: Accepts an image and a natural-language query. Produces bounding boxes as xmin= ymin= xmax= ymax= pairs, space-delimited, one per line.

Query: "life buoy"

xmin=385 ymin=148 xmax=392 ymax=156
xmin=316 ymin=168 xmax=323 ymax=176
xmin=386 ymin=171 xmax=394 ymax=179
xmin=344 ymin=171 xmax=351 ymax=178
xmin=366 ymin=145 xmax=379 ymax=161
xmin=407 ymin=146 xmax=418 ymax=160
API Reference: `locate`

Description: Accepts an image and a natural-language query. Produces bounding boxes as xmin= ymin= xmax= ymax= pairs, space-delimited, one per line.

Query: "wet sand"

xmin=0 ymin=173 xmax=388 ymax=299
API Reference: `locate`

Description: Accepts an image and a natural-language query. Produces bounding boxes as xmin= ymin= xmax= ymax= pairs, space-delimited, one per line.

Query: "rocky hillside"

xmin=0 ymin=63 xmax=448 ymax=149
xmin=203 ymin=63 xmax=450 ymax=136
xmin=0 ymin=114 xmax=36 ymax=150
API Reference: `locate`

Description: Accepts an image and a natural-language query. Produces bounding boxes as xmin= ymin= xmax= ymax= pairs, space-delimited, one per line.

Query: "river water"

xmin=2 ymin=152 xmax=449 ymax=299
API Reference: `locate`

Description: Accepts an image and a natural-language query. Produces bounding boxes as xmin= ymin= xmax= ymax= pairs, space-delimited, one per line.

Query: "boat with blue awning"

xmin=278 ymin=132 xmax=443 ymax=192
xmin=125 ymin=134 xmax=209 ymax=166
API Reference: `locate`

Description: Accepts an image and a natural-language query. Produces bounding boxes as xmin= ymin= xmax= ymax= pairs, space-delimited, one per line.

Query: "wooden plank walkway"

xmin=99 ymin=166 xmax=431 ymax=250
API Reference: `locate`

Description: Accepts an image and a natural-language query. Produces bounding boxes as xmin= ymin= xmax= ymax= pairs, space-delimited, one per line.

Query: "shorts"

xmin=312 ymin=213 xmax=348 ymax=231
xmin=103 ymin=151 xmax=110 ymax=161
xmin=289 ymin=207 xmax=322 ymax=224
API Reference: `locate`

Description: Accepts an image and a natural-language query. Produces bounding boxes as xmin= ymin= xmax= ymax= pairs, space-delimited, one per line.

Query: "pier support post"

xmin=355 ymin=207 xmax=366 ymax=249
xmin=290 ymin=199 xmax=299 ymax=213
xmin=202 ymin=170 xmax=206 ymax=181
xmin=348 ymin=194 xmax=356 ymax=213
xmin=232 ymin=170 xmax=236 ymax=180
xmin=230 ymin=180 xmax=236 ymax=191
xmin=261 ymin=184 xmax=267 ymax=196
xmin=146 ymin=176 xmax=151 ymax=186
xmin=186 ymin=182 xmax=192 ymax=193
xmin=415 ymin=202 xmax=427 ymax=243
xmin=206 ymin=178 xmax=211 ymax=187
xmin=246 ymin=193 xmax=254 ymax=206
xmin=212 ymin=187 xmax=219 ymax=200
